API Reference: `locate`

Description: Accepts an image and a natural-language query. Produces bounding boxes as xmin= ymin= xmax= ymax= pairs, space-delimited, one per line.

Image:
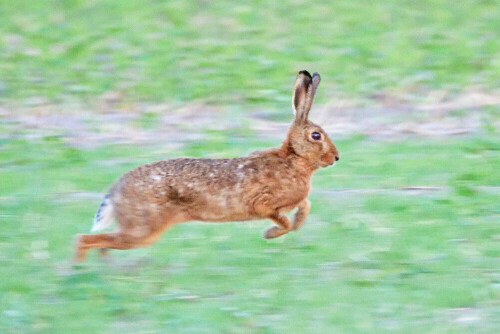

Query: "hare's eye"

xmin=311 ymin=132 xmax=321 ymax=140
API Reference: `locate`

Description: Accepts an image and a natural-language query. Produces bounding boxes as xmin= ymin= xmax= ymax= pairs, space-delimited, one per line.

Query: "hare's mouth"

xmin=320 ymin=151 xmax=339 ymax=167
xmin=319 ymin=160 xmax=335 ymax=168
xmin=319 ymin=155 xmax=335 ymax=167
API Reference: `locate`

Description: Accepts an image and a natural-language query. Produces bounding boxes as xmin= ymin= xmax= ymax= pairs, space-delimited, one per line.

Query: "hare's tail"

xmin=91 ymin=194 xmax=115 ymax=232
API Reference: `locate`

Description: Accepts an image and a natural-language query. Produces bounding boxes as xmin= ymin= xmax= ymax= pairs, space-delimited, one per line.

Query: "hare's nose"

xmin=335 ymin=155 xmax=340 ymax=161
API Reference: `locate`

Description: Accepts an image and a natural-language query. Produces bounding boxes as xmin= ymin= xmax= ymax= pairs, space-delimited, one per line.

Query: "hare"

xmin=74 ymin=70 xmax=340 ymax=262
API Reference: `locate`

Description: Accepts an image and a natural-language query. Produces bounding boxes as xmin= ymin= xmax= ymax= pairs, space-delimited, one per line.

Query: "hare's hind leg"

xmin=263 ymin=214 xmax=292 ymax=239
xmin=73 ymin=227 xmax=167 ymax=263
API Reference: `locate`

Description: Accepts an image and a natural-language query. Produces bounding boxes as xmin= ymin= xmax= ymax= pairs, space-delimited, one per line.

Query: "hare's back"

xmin=108 ymin=157 xmax=260 ymax=221
xmin=110 ymin=157 xmax=247 ymax=200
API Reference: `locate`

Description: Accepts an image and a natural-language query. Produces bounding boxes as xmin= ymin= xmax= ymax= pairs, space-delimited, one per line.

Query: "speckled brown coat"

xmin=74 ymin=71 xmax=340 ymax=262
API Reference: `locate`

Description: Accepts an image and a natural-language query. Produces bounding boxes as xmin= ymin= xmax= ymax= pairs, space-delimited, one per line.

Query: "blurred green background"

xmin=1 ymin=1 xmax=499 ymax=333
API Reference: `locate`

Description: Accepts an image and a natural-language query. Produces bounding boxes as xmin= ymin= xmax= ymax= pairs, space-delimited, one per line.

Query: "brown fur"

xmin=74 ymin=70 xmax=340 ymax=262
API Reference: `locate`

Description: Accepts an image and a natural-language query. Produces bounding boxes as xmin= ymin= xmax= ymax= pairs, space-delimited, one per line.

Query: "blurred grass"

xmin=1 ymin=133 xmax=499 ymax=333
xmin=1 ymin=0 xmax=499 ymax=107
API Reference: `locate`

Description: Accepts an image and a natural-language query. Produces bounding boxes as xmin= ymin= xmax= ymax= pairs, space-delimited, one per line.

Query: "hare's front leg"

xmin=263 ymin=214 xmax=292 ymax=239
xmin=292 ymin=199 xmax=310 ymax=231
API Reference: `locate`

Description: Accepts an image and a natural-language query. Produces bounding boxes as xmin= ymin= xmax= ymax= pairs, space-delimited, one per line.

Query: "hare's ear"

xmin=292 ymin=71 xmax=321 ymax=123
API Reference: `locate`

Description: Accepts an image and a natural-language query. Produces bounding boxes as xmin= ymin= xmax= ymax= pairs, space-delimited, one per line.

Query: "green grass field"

xmin=1 ymin=0 xmax=500 ymax=106
xmin=1 ymin=133 xmax=499 ymax=333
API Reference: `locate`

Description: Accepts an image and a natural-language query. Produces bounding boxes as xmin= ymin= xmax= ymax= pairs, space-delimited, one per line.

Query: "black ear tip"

xmin=298 ymin=70 xmax=312 ymax=78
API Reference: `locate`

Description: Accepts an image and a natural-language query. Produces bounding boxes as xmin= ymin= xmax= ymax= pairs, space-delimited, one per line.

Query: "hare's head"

xmin=284 ymin=71 xmax=339 ymax=169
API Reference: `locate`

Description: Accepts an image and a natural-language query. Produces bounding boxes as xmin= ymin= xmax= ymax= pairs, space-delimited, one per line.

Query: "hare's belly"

xmin=187 ymin=193 xmax=256 ymax=222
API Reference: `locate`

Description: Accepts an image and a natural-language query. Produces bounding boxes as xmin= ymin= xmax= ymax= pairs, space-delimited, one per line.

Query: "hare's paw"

xmin=263 ymin=214 xmax=292 ymax=239
xmin=263 ymin=226 xmax=284 ymax=239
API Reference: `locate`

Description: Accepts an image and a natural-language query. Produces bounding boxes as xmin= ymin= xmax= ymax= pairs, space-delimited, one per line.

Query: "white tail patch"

xmin=91 ymin=195 xmax=115 ymax=232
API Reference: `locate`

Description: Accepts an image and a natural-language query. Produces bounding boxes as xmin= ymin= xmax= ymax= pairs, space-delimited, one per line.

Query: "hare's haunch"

xmin=74 ymin=71 xmax=340 ymax=262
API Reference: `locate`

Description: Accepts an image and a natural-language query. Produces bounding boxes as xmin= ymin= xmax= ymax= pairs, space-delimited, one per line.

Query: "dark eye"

xmin=311 ymin=132 xmax=321 ymax=140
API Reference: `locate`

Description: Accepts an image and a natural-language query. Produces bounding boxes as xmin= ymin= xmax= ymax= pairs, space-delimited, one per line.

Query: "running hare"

xmin=74 ymin=70 xmax=339 ymax=262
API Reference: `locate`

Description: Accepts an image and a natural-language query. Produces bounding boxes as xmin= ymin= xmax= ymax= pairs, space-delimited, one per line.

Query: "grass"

xmin=1 ymin=133 xmax=499 ymax=333
xmin=1 ymin=0 xmax=500 ymax=106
